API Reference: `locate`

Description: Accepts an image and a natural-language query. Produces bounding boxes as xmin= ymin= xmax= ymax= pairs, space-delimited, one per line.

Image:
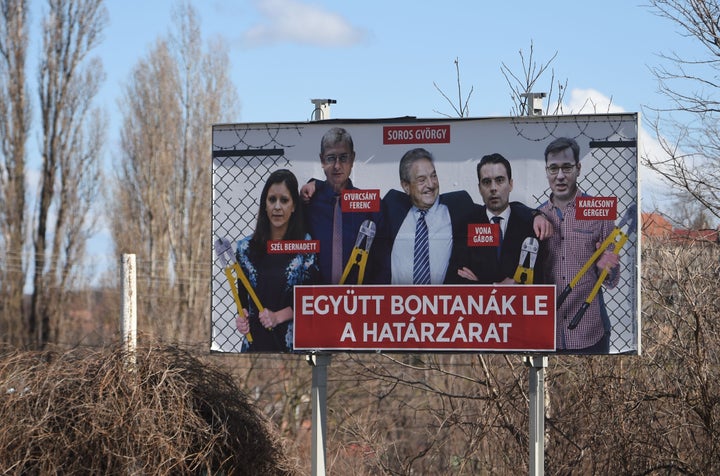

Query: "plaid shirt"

xmin=539 ymin=190 xmax=620 ymax=351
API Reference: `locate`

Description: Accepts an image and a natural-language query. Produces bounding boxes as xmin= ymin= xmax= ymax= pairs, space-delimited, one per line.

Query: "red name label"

xmin=575 ymin=196 xmax=617 ymax=220
xmin=467 ymin=223 xmax=501 ymax=247
xmin=383 ymin=125 xmax=451 ymax=144
xmin=294 ymin=285 xmax=556 ymax=352
xmin=267 ymin=240 xmax=320 ymax=254
xmin=341 ymin=189 xmax=380 ymax=213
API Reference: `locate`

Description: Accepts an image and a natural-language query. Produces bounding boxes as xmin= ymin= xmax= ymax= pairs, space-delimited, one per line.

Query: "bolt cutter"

xmin=339 ymin=220 xmax=376 ymax=285
xmin=513 ymin=237 xmax=539 ymax=284
xmin=556 ymin=204 xmax=637 ymax=330
xmin=215 ymin=237 xmax=261 ymax=342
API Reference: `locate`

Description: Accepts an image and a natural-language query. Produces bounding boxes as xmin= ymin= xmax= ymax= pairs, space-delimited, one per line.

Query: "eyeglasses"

xmin=546 ymin=163 xmax=577 ymax=176
xmin=322 ymin=154 xmax=351 ymax=165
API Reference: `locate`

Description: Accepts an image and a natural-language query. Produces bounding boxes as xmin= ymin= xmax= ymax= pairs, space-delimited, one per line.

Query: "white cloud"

xmin=565 ymin=88 xmax=626 ymax=114
xmin=243 ymin=0 xmax=367 ymax=47
xmin=565 ymin=88 xmax=671 ymax=211
xmin=637 ymin=125 xmax=675 ymax=211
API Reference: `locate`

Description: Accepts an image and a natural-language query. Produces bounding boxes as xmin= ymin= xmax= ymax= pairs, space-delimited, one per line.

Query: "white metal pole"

xmin=307 ymin=353 xmax=330 ymax=476
xmin=121 ymin=254 xmax=137 ymax=366
xmin=526 ymin=355 xmax=547 ymax=476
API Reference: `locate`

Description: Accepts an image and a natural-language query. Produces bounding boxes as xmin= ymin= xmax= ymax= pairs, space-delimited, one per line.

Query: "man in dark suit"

xmin=371 ymin=148 xmax=474 ymax=284
xmin=453 ymin=153 xmax=546 ymax=284
xmin=301 ymin=127 xmax=380 ymax=284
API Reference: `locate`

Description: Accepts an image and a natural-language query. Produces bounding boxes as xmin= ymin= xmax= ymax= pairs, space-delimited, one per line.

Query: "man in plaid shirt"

xmin=538 ymin=137 xmax=620 ymax=353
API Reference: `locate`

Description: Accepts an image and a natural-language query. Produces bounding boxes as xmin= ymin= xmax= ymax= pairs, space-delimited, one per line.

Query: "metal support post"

xmin=307 ymin=353 xmax=331 ymax=476
xmin=525 ymin=354 xmax=547 ymax=476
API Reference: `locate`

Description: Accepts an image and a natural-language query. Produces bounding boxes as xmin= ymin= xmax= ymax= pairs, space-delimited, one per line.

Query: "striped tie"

xmin=413 ymin=210 xmax=430 ymax=284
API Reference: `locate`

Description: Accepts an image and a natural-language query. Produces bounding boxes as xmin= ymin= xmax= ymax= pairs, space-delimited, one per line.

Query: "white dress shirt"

xmin=391 ymin=199 xmax=453 ymax=284
xmin=486 ymin=206 xmax=511 ymax=237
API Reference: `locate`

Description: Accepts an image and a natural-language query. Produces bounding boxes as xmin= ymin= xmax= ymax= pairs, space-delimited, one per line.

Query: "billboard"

xmin=212 ymin=114 xmax=639 ymax=355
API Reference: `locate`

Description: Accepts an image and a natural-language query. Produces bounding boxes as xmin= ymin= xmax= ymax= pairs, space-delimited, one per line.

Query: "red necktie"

xmin=331 ymin=196 xmax=342 ymax=283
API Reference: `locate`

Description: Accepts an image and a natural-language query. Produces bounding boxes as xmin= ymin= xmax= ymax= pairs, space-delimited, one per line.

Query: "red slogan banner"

xmin=294 ymin=285 xmax=556 ymax=352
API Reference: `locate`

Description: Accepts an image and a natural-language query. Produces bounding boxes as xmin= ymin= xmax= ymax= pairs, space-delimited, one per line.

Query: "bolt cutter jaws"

xmin=214 ymin=237 xmax=235 ymax=268
xmin=513 ymin=237 xmax=539 ymax=284
xmin=340 ymin=220 xmax=376 ymax=285
xmin=519 ymin=237 xmax=539 ymax=269
xmin=618 ymin=203 xmax=637 ymax=235
xmin=355 ymin=220 xmax=376 ymax=251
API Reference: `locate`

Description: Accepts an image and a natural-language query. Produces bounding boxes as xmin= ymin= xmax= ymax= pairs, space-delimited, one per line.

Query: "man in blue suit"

xmin=371 ymin=148 xmax=475 ymax=284
xmin=301 ymin=127 xmax=380 ymax=284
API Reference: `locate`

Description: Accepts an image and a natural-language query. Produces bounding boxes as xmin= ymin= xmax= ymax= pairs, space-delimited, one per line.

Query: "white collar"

xmin=486 ymin=206 xmax=511 ymax=223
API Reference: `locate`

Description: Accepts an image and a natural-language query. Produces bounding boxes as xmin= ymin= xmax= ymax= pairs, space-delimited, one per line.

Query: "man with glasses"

xmin=539 ymin=137 xmax=620 ymax=353
xmin=302 ymin=127 xmax=379 ymax=284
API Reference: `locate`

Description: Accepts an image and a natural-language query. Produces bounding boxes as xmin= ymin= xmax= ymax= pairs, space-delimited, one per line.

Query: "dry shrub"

xmin=261 ymin=240 xmax=719 ymax=474
xmin=0 ymin=343 xmax=297 ymax=475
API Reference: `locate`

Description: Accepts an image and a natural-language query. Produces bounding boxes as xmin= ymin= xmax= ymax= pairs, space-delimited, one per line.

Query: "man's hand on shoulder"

xmin=533 ymin=213 xmax=553 ymax=240
xmin=300 ymin=180 xmax=317 ymax=204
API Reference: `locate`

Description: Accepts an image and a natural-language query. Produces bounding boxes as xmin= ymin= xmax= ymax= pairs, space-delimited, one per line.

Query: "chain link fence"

xmin=212 ymin=127 xmax=297 ymax=352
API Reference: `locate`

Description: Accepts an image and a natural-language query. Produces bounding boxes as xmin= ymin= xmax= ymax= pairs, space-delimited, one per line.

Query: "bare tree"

xmin=667 ymin=187 xmax=715 ymax=229
xmin=434 ymin=44 xmax=567 ymax=119
xmin=433 ymin=57 xmax=474 ymax=117
xmin=30 ymin=0 xmax=106 ymax=349
xmin=111 ymin=1 xmax=239 ymax=343
xmin=501 ymin=41 xmax=567 ymax=116
xmin=0 ymin=0 xmax=29 ymax=346
xmin=644 ymin=0 xmax=720 ymax=223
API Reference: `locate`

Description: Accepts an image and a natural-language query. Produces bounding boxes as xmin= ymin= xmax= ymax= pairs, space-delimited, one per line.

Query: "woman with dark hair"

xmin=235 ymin=169 xmax=318 ymax=352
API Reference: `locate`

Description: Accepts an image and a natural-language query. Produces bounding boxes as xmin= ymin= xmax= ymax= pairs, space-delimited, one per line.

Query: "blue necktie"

xmin=492 ymin=216 xmax=503 ymax=259
xmin=413 ymin=210 xmax=431 ymax=284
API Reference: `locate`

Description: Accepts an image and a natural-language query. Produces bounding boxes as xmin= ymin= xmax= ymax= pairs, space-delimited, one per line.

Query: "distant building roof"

xmin=642 ymin=212 xmax=672 ymax=239
xmin=642 ymin=212 xmax=719 ymax=245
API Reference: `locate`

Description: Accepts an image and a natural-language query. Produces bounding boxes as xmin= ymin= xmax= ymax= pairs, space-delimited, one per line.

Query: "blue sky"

xmin=26 ymin=0 xmax=704 ymax=278
xmin=95 ymin=0 xmax=696 ymax=124
xmin=90 ymin=0 xmax=695 ymax=205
